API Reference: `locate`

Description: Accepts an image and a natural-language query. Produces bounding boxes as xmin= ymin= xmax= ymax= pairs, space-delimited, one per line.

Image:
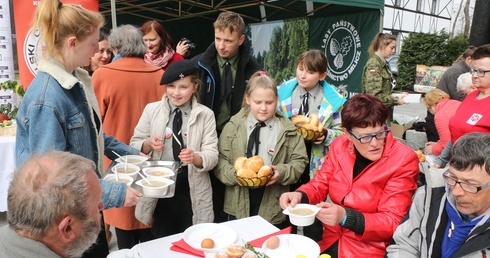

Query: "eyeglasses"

xmin=442 ymin=171 xmax=490 ymax=194
xmin=469 ymin=67 xmax=490 ymax=77
xmin=348 ymin=127 xmax=391 ymax=144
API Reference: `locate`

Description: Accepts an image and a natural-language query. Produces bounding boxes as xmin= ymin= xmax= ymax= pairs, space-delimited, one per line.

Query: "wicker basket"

xmin=235 ymin=171 xmax=274 ymax=188
xmin=295 ymin=126 xmax=323 ymax=142
xmin=0 ymin=125 xmax=16 ymax=136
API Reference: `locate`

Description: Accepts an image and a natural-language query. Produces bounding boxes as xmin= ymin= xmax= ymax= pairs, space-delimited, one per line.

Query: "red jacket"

xmin=433 ymin=99 xmax=460 ymax=155
xmin=298 ymin=133 xmax=419 ymax=257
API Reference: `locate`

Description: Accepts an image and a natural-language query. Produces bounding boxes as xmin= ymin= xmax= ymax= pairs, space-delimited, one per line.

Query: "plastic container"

xmin=142 ymin=167 xmax=175 ymax=178
xmin=282 ymin=204 xmax=321 ymax=226
xmin=135 ymin=177 xmax=175 ymax=198
xmin=103 ymin=174 xmax=134 ymax=186
xmin=111 ymin=163 xmax=140 ymax=180
xmin=115 ymin=155 xmax=148 ymax=167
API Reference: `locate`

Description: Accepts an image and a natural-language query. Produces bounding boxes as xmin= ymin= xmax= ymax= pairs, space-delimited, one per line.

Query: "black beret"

xmin=160 ymin=60 xmax=199 ymax=85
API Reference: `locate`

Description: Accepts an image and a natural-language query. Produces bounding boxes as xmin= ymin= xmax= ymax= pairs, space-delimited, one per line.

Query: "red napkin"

xmin=170 ymin=238 xmax=205 ymax=257
xmin=247 ymin=226 xmax=292 ymax=248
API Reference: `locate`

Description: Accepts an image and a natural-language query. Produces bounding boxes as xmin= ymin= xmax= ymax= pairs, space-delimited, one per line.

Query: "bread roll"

xmin=244 ymin=156 xmax=264 ymax=173
xmin=226 ymin=244 xmax=245 ymax=258
xmin=257 ymin=165 xmax=272 ymax=177
xmin=309 ymin=114 xmax=319 ymax=127
xmin=237 ymin=168 xmax=256 ymax=179
xmin=234 ymin=157 xmax=247 ymax=171
xmin=292 ymin=115 xmax=309 ymax=126
xmin=302 ymin=123 xmax=317 ymax=131
xmin=318 ymin=124 xmax=325 ymax=132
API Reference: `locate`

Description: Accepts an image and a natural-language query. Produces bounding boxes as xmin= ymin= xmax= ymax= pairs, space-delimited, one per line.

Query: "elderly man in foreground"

xmin=0 ymin=151 xmax=103 ymax=258
xmin=386 ymin=132 xmax=490 ymax=257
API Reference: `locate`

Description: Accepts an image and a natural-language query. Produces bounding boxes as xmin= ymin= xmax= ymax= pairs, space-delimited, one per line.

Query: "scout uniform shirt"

xmin=161 ymin=101 xmax=191 ymax=161
xmin=291 ymin=83 xmax=324 ymax=116
xmin=246 ymin=112 xmax=280 ymax=165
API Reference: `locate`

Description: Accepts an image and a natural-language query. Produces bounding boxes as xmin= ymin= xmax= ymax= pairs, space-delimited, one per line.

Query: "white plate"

xmin=262 ymin=234 xmax=320 ymax=258
xmin=183 ymin=223 xmax=237 ymax=252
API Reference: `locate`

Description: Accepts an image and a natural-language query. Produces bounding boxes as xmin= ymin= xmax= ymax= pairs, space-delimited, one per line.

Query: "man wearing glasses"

xmin=387 ymin=132 xmax=490 ymax=257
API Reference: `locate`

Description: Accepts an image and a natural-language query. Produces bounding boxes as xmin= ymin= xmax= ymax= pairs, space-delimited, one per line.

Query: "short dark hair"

xmin=450 ymin=133 xmax=490 ymax=174
xmin=341 ymin=94 xmax=389 ymax=130
xmin=471 ymin=44 xmax=490 ymax=60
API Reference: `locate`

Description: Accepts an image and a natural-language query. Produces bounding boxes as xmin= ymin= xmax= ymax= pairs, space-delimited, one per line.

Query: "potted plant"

xmin=0 ymin=81 xmax=25 ymax=132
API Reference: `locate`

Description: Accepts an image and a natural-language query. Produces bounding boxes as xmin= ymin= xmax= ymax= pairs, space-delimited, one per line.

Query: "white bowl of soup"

xmin=142 ymin=167 xmax=175 ymax=178
xmin=135 ymin=177 xmax=175 ymax=197
xmin=282 ymin=203 xmax=321 ymax=226
xmin=103 ymin=174 xmax=134 ymax=186
xmin=115 ymin=155 xmax=148 ymax=167
xmin=111 ymin=163 xmax=140 ymax=180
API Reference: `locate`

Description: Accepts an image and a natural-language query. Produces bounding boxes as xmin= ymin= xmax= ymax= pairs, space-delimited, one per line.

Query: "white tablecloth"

xmin=110 ymin=216 xmax=279 ymax=258
xmin=0 ymin=136 xmax=16 ymax=212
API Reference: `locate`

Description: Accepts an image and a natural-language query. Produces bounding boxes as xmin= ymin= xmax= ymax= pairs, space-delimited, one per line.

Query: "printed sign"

xmin=309 ymin=10 xmax=380 ymax=96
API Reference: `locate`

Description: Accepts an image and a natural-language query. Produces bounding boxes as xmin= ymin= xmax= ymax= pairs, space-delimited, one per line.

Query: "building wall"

xmin=382 ymin=0 xmax=474 ymax=50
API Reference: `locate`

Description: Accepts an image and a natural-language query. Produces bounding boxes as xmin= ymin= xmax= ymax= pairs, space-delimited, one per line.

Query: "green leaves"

xmin=0 ymin=80 xmax=24 ymax=120
xmin=396 ymin=32 xmax=469 ymax=91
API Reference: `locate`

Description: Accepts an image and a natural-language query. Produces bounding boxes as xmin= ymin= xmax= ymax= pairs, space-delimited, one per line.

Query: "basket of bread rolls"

xmin=234 ymin=156 xmax=274 ymax=188
xmin=291 ymin=114 xmax=325 ymax=141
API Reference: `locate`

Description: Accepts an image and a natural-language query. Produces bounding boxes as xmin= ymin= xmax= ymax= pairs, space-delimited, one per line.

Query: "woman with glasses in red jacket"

xmin=280 ymin=94 xmax=419 ymax=257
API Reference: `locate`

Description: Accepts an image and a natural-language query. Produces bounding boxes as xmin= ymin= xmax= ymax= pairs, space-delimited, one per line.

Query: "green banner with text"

xmin=309 ymin=10 xmax=380 ymax=97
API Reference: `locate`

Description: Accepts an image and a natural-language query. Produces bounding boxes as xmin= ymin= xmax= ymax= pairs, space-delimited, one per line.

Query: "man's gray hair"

xmin=7 ymin=151 xmax=96 ymax=239
xmin=450 ymin=133 xmax=490 ymax=174
xmin=109 ymin=24 xmax=146 ymax=58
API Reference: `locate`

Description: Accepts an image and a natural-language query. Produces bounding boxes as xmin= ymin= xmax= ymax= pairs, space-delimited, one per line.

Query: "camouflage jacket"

xmin=361 ymin=54 xmax=397 ymax=108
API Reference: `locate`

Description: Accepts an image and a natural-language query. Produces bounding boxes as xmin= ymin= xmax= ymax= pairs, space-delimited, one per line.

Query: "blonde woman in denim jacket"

xmin=14 ymin=1 xmax=141 ymax=256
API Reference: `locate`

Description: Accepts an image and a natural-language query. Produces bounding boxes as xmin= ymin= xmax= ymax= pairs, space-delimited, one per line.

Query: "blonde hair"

xmin=213 ymin=11 xmax=245 ymax=35
xmin=242 ymin=71 xmax=278 ymax=108
xmin=189 ymin=74 xmax=202 ymax=101
xmin=32 ymin=0 xmax=104 ymax=57
xmin=424 ymin=89 xmax=449 ymax=109
xmin=368 ymin=33 xmax=396 ymax=56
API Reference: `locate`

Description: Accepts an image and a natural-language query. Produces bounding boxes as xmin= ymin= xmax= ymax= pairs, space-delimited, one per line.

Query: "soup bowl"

xmin=135 ymin=177 xmax=175 ymax=197
xmin=111 ymin=163 xmax=140 ymax=180
xmin=103 ymin=174 xmax=134 ymax=186
xmin=115 ymin=155 xmax=148 ymax=167
xmin=142 ymin=167 xmax=175 ymax=178
xmin=282 ymin=203 xmax=321 ymax=226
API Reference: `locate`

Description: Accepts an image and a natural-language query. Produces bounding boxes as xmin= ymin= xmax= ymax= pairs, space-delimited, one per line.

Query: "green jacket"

xmin=361 ymin=54 xmax=397 ymax=108
xmin=215 ymin=108 xmax=307 ymax=224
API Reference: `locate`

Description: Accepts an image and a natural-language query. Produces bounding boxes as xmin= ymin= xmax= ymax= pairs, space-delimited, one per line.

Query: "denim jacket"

xmin=15 ymin=58 xmax=139 ymax=209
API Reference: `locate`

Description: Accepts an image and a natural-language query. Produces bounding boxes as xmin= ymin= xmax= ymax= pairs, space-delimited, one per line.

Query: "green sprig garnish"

xmin=244 ymin=243 xmax=270 ymax=258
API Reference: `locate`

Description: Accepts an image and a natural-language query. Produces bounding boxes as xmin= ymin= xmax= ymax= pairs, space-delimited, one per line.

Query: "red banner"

xmin=13 ymin=0 xmax=99 ymax=88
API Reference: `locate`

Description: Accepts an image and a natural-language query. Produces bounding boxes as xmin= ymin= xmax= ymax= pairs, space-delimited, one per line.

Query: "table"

xmin=0 ymin=136 xmax=16 ymax=212
xmin=112 ymin=216 xmax=279 ymax=258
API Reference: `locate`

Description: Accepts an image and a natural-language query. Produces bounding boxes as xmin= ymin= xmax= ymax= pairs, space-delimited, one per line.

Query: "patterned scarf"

xmin=144 ymin=48 xmax=175 ymax=69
